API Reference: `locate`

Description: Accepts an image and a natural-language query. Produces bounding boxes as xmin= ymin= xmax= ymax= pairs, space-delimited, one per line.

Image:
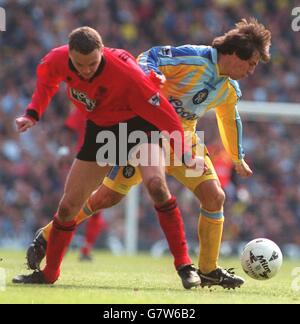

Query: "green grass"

xmin=0 ymin=249 xmax=299 ymax=304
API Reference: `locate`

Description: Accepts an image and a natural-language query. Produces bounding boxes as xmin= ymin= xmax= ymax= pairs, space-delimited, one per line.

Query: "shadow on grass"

xmin=6 ymin=282 xmax=191 ymax=293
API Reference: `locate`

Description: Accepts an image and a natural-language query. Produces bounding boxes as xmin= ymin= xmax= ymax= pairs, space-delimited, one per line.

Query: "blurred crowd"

xmin=0 ymin=0 xmax=300 ymax=251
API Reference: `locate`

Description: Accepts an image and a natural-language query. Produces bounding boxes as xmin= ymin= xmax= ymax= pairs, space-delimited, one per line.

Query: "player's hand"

xmin=15 ymin=116 xmax=36 ymax=133
xmin=184 ymin=155 xmax=208 ymax=177
xmin=234 ymin=159 xmax=253 ymax=177
xmin=149 ymin=70 xmax=166 ymax=88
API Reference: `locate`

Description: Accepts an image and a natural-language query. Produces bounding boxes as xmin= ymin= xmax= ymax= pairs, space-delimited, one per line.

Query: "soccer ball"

xmin=240 ymin=238 xmax=283 ymax=280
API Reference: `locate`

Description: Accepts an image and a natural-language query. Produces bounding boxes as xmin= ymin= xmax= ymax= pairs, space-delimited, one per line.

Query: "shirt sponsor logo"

xmin=70 ymin=88 xmax=96 ymax=112
xmin=192 ymin=89 xmax=209 ymax=105
xmin=169 ymin=96 xmax=198 ymax=120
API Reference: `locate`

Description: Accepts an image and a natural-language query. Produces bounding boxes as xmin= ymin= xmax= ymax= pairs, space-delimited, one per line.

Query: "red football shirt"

xmin=26 ymin=45 xmax=189 ymax=156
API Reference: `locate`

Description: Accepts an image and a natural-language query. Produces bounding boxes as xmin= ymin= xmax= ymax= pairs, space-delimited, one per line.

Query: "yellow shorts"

xmin=103 ymin=149 xmax=219 ymax=195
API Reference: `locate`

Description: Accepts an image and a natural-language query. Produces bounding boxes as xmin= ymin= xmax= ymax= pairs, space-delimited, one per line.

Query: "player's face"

xmin=228 ymin=51 xmax=260 ymax=80
xmin=69 ymin=49 xmax=102 ymax=79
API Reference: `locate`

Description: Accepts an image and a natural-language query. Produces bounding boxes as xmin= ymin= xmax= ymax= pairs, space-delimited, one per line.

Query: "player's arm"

xmin=16 ymin=50 xmax=63 ymax=132
xmin=137 ymin=47 xmax=172 ymax=88
xmin=138 ymin=45 xmax=202 ymax=88
xmin=215 ymin=102 xmax=252 ymax=177
xmin=138 ymin=45 xmax=198 ymax=76
xmin=137 ymin=47 xmax=165 ymax=76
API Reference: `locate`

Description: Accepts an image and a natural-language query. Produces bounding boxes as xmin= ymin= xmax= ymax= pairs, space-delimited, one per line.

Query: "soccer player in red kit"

xmin=13 ymin=27 xmax=201 ymax=288
xmin=26 ymin=108 xmax=107 ymax=263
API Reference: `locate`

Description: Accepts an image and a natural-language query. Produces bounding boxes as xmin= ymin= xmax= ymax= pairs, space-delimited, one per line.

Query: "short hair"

xmin=68 ymin=26 xmax=103 ymax=54
xmin=212 ymin=18 xmax=271 ymax=62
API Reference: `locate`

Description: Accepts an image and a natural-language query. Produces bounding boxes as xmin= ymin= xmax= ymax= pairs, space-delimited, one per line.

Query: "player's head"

xmin=212 ymin=18 xmax=271 ymax=80
xmin=68 ymin=26 xmax=103 ymax=79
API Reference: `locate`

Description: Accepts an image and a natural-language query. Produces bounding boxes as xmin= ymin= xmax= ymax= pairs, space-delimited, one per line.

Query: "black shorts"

xmin=77 ymin=117 xmax=159 ymax=165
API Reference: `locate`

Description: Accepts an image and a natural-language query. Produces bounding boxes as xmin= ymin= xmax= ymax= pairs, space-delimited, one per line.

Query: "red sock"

xmin=42 ymin=215 xmax=76 ymax=283
xmin=80 ymin=212 xmax=106 ymax=256
xmin=155 ymin=196 xmax=192 ymax=269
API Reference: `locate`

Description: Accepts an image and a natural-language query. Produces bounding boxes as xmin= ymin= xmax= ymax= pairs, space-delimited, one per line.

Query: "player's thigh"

xmin=138 ymin=144 xmax=170 ymax=202
xmin=64 ymin=159 xmax=111 ymax=203
xmin=138 ymin=143 xmax=167 ymax=183
xmin=103 ymin=165 xmax=142 ymax=195
xmin=167 ymin=154 xmax=218 ymax=193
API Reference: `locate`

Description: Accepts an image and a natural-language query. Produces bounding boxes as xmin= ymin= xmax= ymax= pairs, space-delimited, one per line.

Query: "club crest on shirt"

xmin=123 ymin=165 xmax=136 ymax=178
xmin=192 ymin=89 xmax=209 ymax=105
xmin=70 ymin=88 xmax=96 ymax=112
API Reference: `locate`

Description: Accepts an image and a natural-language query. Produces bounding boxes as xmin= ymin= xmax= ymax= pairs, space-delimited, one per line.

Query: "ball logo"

xmin=249 ymin=251 xmax=272 ymax=279
xmin=256 ymin=255 xmax=272 ymax=279
xmin=192 ymin=89 xmax=209 ymax=105
xmin=269 ymin=251 xmax=279 ymax=261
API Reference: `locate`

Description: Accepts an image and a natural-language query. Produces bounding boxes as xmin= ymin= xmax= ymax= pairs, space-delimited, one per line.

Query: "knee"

xmin=145 ymin=176 xmax=170 ymax=204
xmin=217 ymin=188 xmax=226 ymax=205
xmin=57 ymin=198 xmax=81 ymax=222
xmin=202 ymin=187 xmax=226 ymax=211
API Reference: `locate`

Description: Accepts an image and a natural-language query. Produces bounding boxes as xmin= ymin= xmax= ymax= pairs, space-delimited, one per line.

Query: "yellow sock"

xmin=41 ymin=221 xmax=53 ymax=241
xmin=198 ymin=208 xmax=224 ymax=274
xmin=41 ymin=200 xmax=95 ymax=241
xmin=76 ymin=199 xmax=94 ymax=225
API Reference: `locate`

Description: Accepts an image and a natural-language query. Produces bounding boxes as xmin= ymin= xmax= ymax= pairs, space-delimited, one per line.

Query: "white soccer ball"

xmin=240 ymin=238 xmax=283 ymax=280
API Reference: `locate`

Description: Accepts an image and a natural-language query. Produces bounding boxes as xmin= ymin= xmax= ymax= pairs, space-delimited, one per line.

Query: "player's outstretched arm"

xmin=15 ymin=116 xmax=36 ymax=133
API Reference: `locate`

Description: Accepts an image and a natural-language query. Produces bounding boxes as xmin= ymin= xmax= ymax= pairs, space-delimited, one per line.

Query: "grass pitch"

xmin=0 ymin=249 xmax=299 ymax=304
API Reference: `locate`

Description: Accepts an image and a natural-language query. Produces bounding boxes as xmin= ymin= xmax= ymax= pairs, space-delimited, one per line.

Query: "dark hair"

xmin=212 ymin=18 xmax=271 ymax=62
xmin=68 ymin=26 xmax=103 ymax=54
